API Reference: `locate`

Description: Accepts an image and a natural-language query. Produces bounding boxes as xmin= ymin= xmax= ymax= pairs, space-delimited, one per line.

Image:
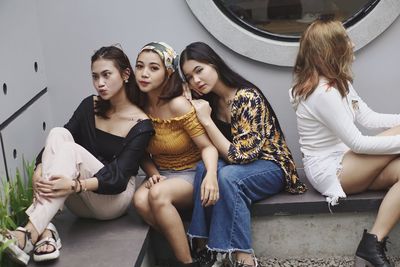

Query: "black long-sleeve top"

xmin=35 ymin=95 xmax=154 ymax=194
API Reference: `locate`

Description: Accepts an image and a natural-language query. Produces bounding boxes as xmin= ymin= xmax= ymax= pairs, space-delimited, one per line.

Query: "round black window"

xmin=214 ymin=0 xmax=380 ymax=42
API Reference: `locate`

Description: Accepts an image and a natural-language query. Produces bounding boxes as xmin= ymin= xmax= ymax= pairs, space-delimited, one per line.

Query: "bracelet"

xmin=76 ymin=178 xmax=83 ymax=194
xmin=82 ymin=179 xmax=87 ymax=193
xmin=71 ymin=179 xmax=77 ymax=192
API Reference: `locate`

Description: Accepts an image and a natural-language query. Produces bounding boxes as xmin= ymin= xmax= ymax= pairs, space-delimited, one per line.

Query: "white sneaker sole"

xmin=4 ymin=242 xmax=30 ymax=265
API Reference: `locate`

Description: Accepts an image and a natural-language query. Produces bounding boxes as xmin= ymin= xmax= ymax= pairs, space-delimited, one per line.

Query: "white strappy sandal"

xmin=0 ymin=227 xmax=34 ymax=265
xmin=33 ymin=222 xmax=62 ymax=262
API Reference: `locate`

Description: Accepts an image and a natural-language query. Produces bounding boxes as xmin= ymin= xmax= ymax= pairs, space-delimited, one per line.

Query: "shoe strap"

xmin=15 ymin=227 xmax=34 ymax=253
xmin=34 ymin=237 xmax=57 ymax=254
xmin=45 ymin=222 xmax=60 ymax=242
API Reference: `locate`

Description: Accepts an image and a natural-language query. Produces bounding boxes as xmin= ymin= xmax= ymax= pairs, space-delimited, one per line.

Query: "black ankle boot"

xmin=354 ymin=229 xmax=392 ymax=267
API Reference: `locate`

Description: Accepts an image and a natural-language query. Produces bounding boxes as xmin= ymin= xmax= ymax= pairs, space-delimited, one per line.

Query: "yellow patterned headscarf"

xmin=140 ymin=42 xmax=178 ymax=73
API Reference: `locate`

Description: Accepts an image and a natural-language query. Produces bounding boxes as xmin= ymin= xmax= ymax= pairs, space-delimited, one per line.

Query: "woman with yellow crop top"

xmin=132 ymin=42 xmax=218 ymax=267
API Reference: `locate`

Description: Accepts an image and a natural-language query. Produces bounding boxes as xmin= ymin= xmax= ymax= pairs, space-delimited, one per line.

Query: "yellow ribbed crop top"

xmin=147 ymin=107 xmax=205 ymax=170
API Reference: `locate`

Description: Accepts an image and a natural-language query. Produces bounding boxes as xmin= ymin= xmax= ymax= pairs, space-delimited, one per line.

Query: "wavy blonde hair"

xmin=292 ymin=19 xmax=354 ymax=99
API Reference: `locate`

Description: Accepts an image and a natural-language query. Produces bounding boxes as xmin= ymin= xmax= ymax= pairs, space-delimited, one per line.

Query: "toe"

xmin=46 ymin=244 xmax=55 ymax=253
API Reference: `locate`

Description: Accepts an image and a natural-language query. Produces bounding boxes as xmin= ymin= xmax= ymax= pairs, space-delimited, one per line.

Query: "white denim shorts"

xmin=158 ymin=166 xmax=196 ymax=185
xmin=303 ymin=151 xmax=347 ymax=205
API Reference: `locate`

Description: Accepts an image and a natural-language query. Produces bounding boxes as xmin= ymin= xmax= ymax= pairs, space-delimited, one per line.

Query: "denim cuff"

xmin=186 ymin=232 xmax=209 ymax=250
xmin=206 ymin=245 xmax=254 ymax=255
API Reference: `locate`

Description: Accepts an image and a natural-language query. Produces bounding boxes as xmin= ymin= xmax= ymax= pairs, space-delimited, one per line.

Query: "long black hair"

xmin=91 ymin=46 xmax=142 ymax=117
xmin=179 ymin=42 xmax=285 ymax=134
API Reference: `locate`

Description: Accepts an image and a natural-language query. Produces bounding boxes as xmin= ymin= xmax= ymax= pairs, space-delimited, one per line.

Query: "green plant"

xmin=9 ymin=161 xmax=34 ymax=227
xmin=0 ymin=178 xmax=17 ymax=230
xmin=0 ymin=160 xmax=35 ymax=266
xmin=0 ymin=179 xmax=15 ymax=266
xmin=0 ymin=178 xmax=15 ymax=265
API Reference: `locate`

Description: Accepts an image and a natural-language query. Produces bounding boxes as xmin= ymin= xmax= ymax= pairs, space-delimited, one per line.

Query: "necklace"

xmin=225 ymin=99 xmax=233 ymax=107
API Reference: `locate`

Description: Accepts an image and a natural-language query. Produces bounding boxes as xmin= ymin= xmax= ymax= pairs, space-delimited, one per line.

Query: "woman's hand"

xmin=182 ymin=83 xmax=193 ymax=101
xmin=144 ymin=174 xmax=166 ymax=189
xmin=183 ymin=83 xmax=203 ymax=101
xmin=191 ymin=99 xmax=212 ymax=126
xmin=201 ymin=172 xmax=219 ymax=207
xmin=36 ymin=174 xmax=75 ymax=198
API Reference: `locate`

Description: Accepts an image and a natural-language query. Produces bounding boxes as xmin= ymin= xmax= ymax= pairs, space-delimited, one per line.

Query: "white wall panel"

xmin=0 ymin=0 xmax=47 ymax=124
xmin=1 ymin=94 xmax=53 ymax=181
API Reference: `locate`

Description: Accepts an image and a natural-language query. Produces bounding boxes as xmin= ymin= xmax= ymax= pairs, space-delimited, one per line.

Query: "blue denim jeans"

xmin=188 ymin=158 xmax=285 ymax=254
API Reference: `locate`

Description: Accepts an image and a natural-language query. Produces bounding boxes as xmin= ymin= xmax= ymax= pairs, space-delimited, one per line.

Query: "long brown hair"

xmin=292 ymin=19 xmax=354 ymax=99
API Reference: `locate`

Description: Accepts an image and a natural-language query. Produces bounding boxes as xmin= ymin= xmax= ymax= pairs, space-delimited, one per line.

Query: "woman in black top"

xmin=0 ymin=46 xmax=154 ymax=265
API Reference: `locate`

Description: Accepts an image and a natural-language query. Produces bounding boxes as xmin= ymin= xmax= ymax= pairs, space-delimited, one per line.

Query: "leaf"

xmin=1 ymin=159 xmax=35 ymax=232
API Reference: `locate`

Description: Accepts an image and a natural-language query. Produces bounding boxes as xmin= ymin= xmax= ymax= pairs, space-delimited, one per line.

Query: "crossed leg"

xmin=340 ymin=125 xmax=400 ymax=240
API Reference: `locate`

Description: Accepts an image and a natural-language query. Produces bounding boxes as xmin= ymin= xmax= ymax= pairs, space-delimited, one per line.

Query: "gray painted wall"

xmin=33 ymin=0 xmax=400 ymax=167
xmin=0 ymin=0 xmax=52 ymax=182
xmin=0 ymin=0 xmax=397 ymax=177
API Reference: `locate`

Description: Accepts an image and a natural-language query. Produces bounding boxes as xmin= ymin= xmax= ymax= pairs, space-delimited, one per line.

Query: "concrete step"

xmin=27 ymin=208 xmax=150 ymax=267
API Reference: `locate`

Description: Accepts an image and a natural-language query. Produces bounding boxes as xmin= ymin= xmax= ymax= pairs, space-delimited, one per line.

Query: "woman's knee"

xmin=48 ymin=127 xmax=73 ymax=140
xmin=132 ymin=190 xmax=150 ymax=214
xmin=379 ymin=125 xmax=400 ymax=137
xmin=218 ymin=166 xmax=238 ymax=188
xmin=148 ymin=184 xmax=170 ymax=208
xmin=46 ymin=128 xmax=75 ymax=152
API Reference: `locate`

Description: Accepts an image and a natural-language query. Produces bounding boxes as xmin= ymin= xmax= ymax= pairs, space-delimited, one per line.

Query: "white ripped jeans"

xmin=26 ymin=127 xmax=135 ymax=234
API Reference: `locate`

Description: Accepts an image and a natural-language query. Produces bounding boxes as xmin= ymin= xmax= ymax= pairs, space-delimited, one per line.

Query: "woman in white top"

xmin=290 ymin=19 xmax=399 ymax=267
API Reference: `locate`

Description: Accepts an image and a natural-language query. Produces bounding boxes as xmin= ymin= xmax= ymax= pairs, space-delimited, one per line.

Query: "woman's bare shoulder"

xmin=167 ymin=96 xmax=192 ymax=117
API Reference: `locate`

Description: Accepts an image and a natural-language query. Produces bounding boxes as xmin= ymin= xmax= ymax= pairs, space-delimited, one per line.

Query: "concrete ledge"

xmin=32 ymin=172 xmax=390 ymax=265
xmin=28 ymin=208 xmax=150 ymax=267
xmin=253 ymin=181 xmax=385 ymax=216
xmin=252 ymin=169 xmax=385 ymax=216
xmin=251 ymin=172 xmax=395 ymax=258
xmin=252 ymin=212 xmax=400 ymax=258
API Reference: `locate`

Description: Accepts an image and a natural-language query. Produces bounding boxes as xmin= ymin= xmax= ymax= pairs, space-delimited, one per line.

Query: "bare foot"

xmin=35 ymin=229 xmax=55 ymax=253
xmin=9 ymin=230 xmax=27 ymax=249
xmin=236 ymin=252 xmax=256 ymax=266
